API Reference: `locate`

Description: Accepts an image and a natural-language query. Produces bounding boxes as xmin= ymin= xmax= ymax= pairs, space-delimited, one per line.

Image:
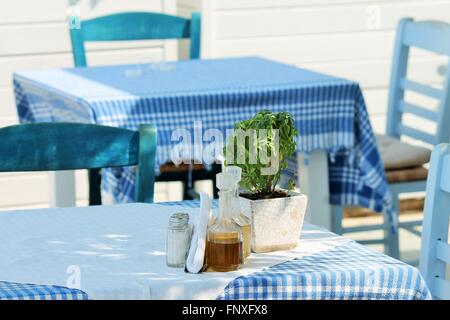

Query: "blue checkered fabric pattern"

xmin=13 ymin=57 xmax=393 ymax=225
xmin=162 ymin=200 xmax=430 ymax=300
xmin=0 ymin=281 xmax=88 ymax=300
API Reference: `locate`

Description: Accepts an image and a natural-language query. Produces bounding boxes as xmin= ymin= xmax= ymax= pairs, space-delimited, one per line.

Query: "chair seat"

xmin=160 ymin=162 xmax=207 ymax=173
xmin=385 ymin=166 xmax=428 ymax=183
xmin=376 ymin=134 xmax=431 ymax=170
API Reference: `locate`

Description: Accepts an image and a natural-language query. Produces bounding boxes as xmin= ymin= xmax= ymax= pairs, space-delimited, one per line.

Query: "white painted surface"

xmin=0 ymin=0 xmax=178 ymax=209
xmin=179 ymin=0 xmax=450 ymax=135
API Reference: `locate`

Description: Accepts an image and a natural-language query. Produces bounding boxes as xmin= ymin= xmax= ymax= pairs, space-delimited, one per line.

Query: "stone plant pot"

xmin=239 ymin=191 xmax=308 ymax=253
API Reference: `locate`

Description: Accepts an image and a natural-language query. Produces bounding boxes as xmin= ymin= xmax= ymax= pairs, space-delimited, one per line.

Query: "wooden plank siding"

xmin=178 ymin=0 xmax=450 ymax=139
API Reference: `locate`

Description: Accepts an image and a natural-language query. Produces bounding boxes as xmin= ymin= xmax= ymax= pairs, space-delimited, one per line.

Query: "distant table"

xmin=0 ymin=201 xmax=430 ymax=300
xmin=13 ymin=57 xmax=392 ymax=230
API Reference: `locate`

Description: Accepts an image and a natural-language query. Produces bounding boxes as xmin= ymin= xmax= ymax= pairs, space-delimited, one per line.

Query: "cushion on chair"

xmin=385 ymin=166 xmax=428 ymax=183
xmin=376 ymin=134 xmax=431 ymax=170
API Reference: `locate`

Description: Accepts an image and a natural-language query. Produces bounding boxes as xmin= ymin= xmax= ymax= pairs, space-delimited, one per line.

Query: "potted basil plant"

xmin=224 ymin=110 xmax=308 ymax=253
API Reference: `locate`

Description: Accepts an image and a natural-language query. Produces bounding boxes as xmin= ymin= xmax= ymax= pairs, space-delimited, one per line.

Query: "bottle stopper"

xmin=225 ymin=166 xmax=242 ymax=182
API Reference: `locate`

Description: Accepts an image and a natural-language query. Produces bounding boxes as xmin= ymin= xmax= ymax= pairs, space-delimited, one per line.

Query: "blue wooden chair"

xmin=0 ymin=123 xmax=157 ymax=203
xmin=69 ymin=11 xmax=201 ymax=65
xmin=419 ymin=143 xmax=450 ymax=299
xmin=332 ymin=18 xmax=450 ymax=259
xmin=68 ymin=11 xmax=219 ymax=204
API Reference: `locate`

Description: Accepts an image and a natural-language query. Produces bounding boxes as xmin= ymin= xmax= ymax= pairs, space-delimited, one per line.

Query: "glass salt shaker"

xmin=166 ymin=212 xmax=192 ymax=268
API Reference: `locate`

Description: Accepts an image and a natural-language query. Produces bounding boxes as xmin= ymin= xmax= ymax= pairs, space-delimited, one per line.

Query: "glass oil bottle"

xmin=226 ymin=166 xmax=251 ymax=260
xmin=206 ymin=172 xmax=243 ymax=272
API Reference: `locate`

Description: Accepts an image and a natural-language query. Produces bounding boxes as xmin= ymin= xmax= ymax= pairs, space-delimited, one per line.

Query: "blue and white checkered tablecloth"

xmin=13 ymin=57 xmax=393 ymax=226
xmin=0 ymin=200 xmax=430 ymax=300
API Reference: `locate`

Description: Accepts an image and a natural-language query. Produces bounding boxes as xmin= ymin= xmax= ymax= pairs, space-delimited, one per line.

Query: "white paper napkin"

xmin=185 ymin=192 xmax=211 ymax=273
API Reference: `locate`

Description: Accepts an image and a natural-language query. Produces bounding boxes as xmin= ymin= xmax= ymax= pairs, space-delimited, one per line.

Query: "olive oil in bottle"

xmin=206 ymin=173 xmax=243 ymax=272
xmin=207 ymin=231 xmax=241 ymax=271
xmin=226 ymin=166 xmax=251 ymax=260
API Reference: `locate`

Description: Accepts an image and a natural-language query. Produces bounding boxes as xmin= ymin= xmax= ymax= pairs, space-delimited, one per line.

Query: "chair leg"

xmin=88 ymin=168 xmax=102 ymax=205
xmin=384 ymin=194 xmax=400 ymax=259
xmin=331 ymin=206 xmax=344 ymax=235
xmin=182 ymin=164 xmax=198 ymax=200
xmin=212 ymin=176 xmax=218 ymax=199
xmin=181 ymin=178 xmax=190 ymax=200
xmin=212 ymin=163 xmax=220 ymax=199
xmin=183 ymin=184 xmax=200 ymax=200
xmin=182 ymin=167 xmax=199 ymax=200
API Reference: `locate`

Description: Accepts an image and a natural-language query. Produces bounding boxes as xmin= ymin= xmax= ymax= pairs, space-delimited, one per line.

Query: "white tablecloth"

xmin=0 ymin=203 xmax=350 ymax=299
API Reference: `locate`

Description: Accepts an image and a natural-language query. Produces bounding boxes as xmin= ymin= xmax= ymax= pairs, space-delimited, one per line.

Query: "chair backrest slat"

xmin=397 ymin=124 xmax=437 ymax=145
xmin=386 ymin=18 xmax=450 ymax=144
xmin=82 ymin=12 xmax=191 ymax=42
xmin=0 ymin=123 xmax=138 ymax=171
xmin=398 ymin=101 xmax=439 ymax=122
xmin=69 ymin=11 xmax=201 ymax=67
xmin=0 ymin=123 xmax=156 ymax=202
xmin=400 ymin=79 xmax=443 ymax=100
xmin=419 ymin=144 xmax=450 ymax=299
xmin=403 ymin=21 xmax=450 ymax=56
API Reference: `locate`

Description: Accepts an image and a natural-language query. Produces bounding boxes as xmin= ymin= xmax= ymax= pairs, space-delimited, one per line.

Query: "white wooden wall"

xmin=179 ymin=0 xmax=450 ymax=140
xmin=0 ymin=0 xmax=180 ymax=210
